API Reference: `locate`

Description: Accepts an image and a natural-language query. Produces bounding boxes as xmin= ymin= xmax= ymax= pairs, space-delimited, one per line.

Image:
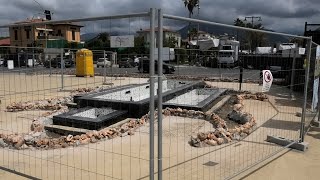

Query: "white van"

xmin=217 ymin=44 xmax=239 ymax=67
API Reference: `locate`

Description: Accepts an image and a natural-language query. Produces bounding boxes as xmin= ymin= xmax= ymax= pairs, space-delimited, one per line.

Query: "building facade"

xmin=9 ymin=18 xmax=82 ymax=52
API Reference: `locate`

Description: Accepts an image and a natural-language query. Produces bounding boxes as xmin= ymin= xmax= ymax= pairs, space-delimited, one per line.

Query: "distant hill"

xmin=81 ymin=31 xmax=124 ymax=42
xmin=178 ymin=24 xmax=291 ymax=45
xmin=81 ymin=33 xmax=99 ymax=42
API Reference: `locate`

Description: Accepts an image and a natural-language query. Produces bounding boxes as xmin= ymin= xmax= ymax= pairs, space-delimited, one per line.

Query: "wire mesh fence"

xmin=157 ymin=12 xmax=312 ymax=180
xmin=0 ymin=8 xmax=316 ymax=180
xmin=0 ymin=11 xmax=154 ymax=180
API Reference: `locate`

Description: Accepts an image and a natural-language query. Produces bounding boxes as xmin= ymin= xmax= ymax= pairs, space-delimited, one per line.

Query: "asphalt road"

xmin=0 ymin=65 xmax=261 ymax=80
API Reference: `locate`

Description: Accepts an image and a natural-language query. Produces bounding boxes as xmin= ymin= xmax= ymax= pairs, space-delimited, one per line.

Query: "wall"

xmin=54 ymin=25 xmax=81 ymax=42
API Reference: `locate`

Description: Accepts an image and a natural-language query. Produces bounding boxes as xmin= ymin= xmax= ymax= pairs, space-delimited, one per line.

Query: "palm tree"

xmin=234 ymin=18 xmax=246 ymax=27
xmin=234 ymin=18 xmax=266 ymax=52
xmin=184 ymin=0 xmax=199 ymax=17
xmin=183 ymin=0 xmax=199 ymax=65
xmin=183 ymin=0 xmax=199 ymax=41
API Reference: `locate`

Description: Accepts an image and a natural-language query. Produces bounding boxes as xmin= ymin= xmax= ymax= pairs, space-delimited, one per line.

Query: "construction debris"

xmin=1 ymin=86 xmax=267 ymax=150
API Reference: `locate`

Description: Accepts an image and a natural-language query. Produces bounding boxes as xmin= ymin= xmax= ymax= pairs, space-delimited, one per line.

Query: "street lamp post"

xmin=196 ymin=1 xmax=200 ymax=45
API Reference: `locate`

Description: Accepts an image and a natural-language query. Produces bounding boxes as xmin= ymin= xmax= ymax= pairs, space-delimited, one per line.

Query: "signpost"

xmin=110 ymin=35 xmax=134 ymax=48
xmin=262 ymin=70 xmax=273 ymax=92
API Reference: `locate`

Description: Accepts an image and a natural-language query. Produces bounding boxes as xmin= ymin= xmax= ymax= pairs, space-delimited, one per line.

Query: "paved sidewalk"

xmin=244 ymin=131 xmax=320 ymax=180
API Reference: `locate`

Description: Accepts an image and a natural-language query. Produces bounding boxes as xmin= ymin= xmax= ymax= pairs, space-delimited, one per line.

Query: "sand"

xmin=0 ymin=73 xmax=317 ymax=180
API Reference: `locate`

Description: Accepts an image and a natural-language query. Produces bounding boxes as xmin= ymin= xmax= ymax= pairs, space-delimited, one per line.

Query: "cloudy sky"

xmin=0 ymin=0 xmax=319 ymax=35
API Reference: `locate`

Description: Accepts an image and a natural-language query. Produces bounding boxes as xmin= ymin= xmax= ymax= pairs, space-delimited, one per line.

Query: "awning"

xmin=189 ymin=38 xmax=220 ymax=50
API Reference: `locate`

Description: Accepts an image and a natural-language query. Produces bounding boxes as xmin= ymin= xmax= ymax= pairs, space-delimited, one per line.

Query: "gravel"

xmin=73 ymin=108 xmax=116 ymax=119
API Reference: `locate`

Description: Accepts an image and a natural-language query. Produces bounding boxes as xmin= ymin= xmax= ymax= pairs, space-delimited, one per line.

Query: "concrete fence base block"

xmin=266 ymin=135 xmax=308 ymax=152
xmin=103 ymin=82 xmax=114 ymax=85
xmin=295 ymin=112 xmax=316 ymax=117
xmin=309 ymin=125 xmax=320 ymax=132
xmin=312 ymin=120 xmax=320 ymax=127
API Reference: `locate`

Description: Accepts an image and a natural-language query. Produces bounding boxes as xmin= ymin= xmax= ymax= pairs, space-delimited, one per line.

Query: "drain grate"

xmin=203 ymin=161 xmax=218 ymax=167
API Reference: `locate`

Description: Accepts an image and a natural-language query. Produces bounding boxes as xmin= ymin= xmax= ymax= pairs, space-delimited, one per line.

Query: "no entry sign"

xmin=262 ymin=70 xmax=273 ymax=92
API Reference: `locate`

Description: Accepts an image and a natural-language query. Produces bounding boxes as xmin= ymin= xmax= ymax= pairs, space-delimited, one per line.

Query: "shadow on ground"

xmin=273 ymin=98 xmax=301 ymax=108
xmin=307 ymin=131 xmax=320 ymax=140
xmin=261 ymin=119 xmax=300 ymax=131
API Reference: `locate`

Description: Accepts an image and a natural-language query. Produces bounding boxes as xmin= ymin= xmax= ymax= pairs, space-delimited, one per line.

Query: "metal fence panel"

xmin=0 ymin=8 xmax=315 ymax=180
xmin=0 ymin=10 xmax=154 ymax=180
xmin=156 ymin=13 xmax=311 ymax=180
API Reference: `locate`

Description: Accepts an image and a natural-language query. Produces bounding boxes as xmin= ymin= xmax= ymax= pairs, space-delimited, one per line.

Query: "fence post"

xmin=300 ymin=38 xmax=312 ymax=142
xmin=290 ymin=48 xmax=297 ymax=99
xmin=318 ymin=73 xmax=320 ymax=122
xmin=149 ymin=7 xmax=156 ymax=180
xmin=157 ymin=8 xmax=163 ymax=180
xmin=17 ymin=50 xmax=20 ymax=73
xmin=60 ymin=48 xmax=64 ymax=90
xmin=103 ymin=50 xmax=107 ymax=84
xmin=239 ymin=60 xmax=243 ymax=91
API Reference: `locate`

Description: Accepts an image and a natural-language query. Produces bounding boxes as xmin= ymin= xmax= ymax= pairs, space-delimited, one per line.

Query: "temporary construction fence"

xmin=0 ymin=10 xmax=153 ymax=180
xmin=159 ymin=12 xmax=316 ymax=180
xmin=0 ymin=8 xmax=318 ymax=180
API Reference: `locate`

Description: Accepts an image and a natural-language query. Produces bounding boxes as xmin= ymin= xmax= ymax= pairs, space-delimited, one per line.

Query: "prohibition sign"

xmin=264 ymin=71 xmax=272 ymax=83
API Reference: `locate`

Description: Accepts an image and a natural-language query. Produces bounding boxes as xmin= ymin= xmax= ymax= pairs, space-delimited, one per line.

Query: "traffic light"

xmin=44 ymin=10 xmax=51 ymax=20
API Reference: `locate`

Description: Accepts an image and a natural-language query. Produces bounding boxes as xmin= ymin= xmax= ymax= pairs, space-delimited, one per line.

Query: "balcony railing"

xmin=37 ymin=35 xmax=65 ymax=40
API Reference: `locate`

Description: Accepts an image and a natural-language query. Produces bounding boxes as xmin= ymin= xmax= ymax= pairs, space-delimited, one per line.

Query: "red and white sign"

xmin=262 ymin=70 xmax=273 ymax=92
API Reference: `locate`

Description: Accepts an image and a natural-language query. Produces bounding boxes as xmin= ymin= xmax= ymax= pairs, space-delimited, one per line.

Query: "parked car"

xmin=44 ymin=58 xmax=74 ymax=68
xmin=0 ymin=58 xmax=4 ymax=66
xmin=97 ymin=58 xmax=111 ymax=68
xmin=119 ymin=57 xmax=135 ymax=68
xmin=138 ymin=58 xmax=175 ymax=74
xmin=134 ymin=56 xmax=140 ymax=66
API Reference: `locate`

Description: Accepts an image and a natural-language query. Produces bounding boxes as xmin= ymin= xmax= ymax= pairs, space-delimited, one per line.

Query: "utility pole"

xmin=196 ymin=1 xmax=200 ymax=44
xmin=245 ymin=16 xmax=262 ymax=28
xmin=196 ymin=1 xmax=200 ymax=64
xmin=244 ymin=16 xmax=262 ymax=53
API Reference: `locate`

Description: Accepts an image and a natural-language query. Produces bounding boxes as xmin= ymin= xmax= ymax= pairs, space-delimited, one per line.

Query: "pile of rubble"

xmin=163 ymin=106 xmax=256 ymax=148
xmin=70 ymin=86 xmax=108 ymax=94
xmin=0 ymin=118 xmax=147 ymax=150
xmin=236 ymin=92 xmax=269 ymax=102
xmin=5 ymin=86 xmax=108 ymax=112
xmin=6 ymin=97 xmax=71 ymax=112
xmin=1 ymin=84 xmax=268 ymax=150
xmin=162 ymin=107 xmax=228 ymax=129
xmin=187 ymin=92 xmax=267 ymax=148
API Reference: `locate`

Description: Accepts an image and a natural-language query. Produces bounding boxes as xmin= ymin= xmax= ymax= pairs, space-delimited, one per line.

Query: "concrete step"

xmin=44 ymin=124 xmax=89 ymax=135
